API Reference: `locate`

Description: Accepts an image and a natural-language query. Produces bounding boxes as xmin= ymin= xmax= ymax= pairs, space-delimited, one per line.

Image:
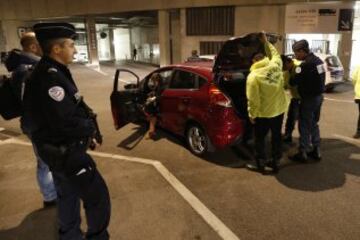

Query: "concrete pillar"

xmin=339 ymin=32 xmax=353 ymax=80
xmin=108 ymin=26 xmax=115 ymax=61
xmin=0 ymin=21 xmax=6 ymax=53
xmin=170 ymin=9 xmax=181 ymax=64
xmin=158 ymin=10 xmax=171 ymax=66
xmin=85 ymin=17 xmax=99 ymax=65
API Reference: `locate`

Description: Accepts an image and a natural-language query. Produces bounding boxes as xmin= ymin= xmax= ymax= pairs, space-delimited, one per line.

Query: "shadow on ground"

xmin=0 ymin=208 xmax=57 ymax=240
xmin=275 ymin=138 xmax=360 ymax=192
xmin=118 ymin=125 xmax=360 ymax=192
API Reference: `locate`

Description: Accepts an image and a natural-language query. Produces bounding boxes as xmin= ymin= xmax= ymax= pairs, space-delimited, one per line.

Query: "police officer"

xmin=23 ymin=23 xmax=111 ymax=240
xmin=352 ymin=65 xmax=360 ymax=138
xmin=289 ymin=40 xmax=325 ymax=162
xmin=245 ymin=32 xmax=288 ymax=174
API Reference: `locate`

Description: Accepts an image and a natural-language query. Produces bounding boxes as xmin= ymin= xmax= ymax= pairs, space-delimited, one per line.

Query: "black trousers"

xmin=254 ymin=113 xmax=284 ymax=164
xmin=50 ymin=148 xmax=111 ymax=240
xmin=285 ymin=98 xmax=300 ymax=136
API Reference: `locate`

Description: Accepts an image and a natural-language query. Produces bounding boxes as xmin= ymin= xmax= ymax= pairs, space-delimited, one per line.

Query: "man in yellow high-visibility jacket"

xmin=245 ymin=32 xmax=289 ymax=174
xmin=352 ymin=65 xmax=360 ymax=138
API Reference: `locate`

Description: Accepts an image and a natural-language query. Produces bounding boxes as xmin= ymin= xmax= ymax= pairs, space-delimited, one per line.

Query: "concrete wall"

xmin=0 ymin=0 xmax=342 ymax=21
xmin=179 ymin=5 xmax=286 ymax=63
xmin=235 ymin=5 xmax=286 ymax=52
xmin=179 ymin=9 xmax=231 ymax=63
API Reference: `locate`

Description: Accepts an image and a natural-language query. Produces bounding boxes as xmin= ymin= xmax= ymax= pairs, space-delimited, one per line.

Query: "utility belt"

xmin=35 ymin=137 xmax=91 ymax=172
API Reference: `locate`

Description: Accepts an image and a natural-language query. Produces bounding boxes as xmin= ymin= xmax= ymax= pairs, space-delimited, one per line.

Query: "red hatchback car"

xmin=110 ymin=33 xmax=279 ymax=156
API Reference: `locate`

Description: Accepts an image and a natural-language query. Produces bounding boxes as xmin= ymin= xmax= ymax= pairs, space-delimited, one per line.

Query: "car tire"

xmin=186 ymin=124 xmax=210 ymax=156
xmin=325 ymin=85 xmax=334 ymax=93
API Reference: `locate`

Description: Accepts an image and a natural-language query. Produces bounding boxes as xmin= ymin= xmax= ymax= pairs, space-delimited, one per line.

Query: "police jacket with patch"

xmin=290 ymin=53 xmax=325 ymax=97
xmin=23 ymin=56 xmax=95 ymax=144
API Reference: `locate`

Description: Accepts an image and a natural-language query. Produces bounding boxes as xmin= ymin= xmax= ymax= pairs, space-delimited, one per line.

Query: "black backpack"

xmin=0 ymin=74 xmax=23 ymax=120
xmin=0 ymin=49 xmax=33 ymax=120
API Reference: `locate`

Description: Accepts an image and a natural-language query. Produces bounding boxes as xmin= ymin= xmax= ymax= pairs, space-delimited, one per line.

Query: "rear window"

xmin=326 ymin=56 xmax=341 ymax=67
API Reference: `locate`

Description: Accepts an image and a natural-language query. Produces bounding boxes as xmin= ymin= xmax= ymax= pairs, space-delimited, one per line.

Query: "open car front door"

xmin=110 ymin=69 xmax=143 ymax=129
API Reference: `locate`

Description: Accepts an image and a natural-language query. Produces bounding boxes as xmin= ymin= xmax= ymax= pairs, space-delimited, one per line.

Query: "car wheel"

xmin=325 ymin=85 xmax=334 ymax=93
xmin=186 ymin=124 xmax=209 ymax=156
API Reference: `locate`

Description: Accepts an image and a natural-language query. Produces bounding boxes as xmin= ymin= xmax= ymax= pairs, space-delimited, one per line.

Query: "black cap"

xmin=292 ymin=39 xmax=309 ymax=52
xmin=33 ymin=22 xmax=77 ymax=46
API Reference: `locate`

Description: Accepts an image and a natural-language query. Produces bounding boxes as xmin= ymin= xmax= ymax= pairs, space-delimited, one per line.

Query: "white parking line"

xmin=85 ymin=64 xmax=109 ymax=76
xmin=333 ymin=134 xmax=360 ymax=147
xmin=84 ymin=64 xmax=132 ymax=84
xmin=0 ymin=137 xmax=241 ymax=240
xmin=324 ymin=97 xmax=353 ymax=103
xmin=350 ymin=154 xmax=360 ymax=160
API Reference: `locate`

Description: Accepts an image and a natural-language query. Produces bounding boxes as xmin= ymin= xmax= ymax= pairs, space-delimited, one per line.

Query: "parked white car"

xmin=314 ymin=53 xmax=345 ymax=92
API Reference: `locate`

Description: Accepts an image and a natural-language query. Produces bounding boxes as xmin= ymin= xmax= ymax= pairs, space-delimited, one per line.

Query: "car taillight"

xmin=209 ymin=84 xmax=232 ymax=107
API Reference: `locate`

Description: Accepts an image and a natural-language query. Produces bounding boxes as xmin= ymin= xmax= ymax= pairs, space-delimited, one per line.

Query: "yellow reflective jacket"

xmin=283 ymin=60 xmax=301 ymax=99
xmin=246 ymin=42 xmax=289 ymax=119
xmin=352 ymin=65 xmax=360 ymax=100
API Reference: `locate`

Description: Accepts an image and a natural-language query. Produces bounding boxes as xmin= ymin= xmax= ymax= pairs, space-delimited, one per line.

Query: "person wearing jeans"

xmin=5 ymin=32 xmax=57 ymax=207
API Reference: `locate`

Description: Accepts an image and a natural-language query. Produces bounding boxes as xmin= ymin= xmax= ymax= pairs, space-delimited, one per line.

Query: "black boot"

xmin=308 ymin=146 xmax=321 ymax=161
xmin=289 ymin=151 xmax=308 ymax=163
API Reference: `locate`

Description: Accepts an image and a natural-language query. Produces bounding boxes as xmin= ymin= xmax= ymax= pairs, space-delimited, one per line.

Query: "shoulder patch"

xmin=48 ymin=86 xmax=65 ymax=102
xmin=317 ymin=64 xmax=325 ymax=74
xmin=295 ymin=66 xmax=302 ymax=74
xmin=48 ymin=67 xmax=58 ymax=73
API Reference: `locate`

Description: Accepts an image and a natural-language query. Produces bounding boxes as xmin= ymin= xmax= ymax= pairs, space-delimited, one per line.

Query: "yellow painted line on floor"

xmin=1 ymin=137 xmax=241 ymax=240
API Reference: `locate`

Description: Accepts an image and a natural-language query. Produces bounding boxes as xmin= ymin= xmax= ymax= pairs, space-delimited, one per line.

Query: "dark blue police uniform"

xmin=291 ymin=52 xmax=325 ymax=156
xmin=23 ymin=23 xmax=111 ymax=240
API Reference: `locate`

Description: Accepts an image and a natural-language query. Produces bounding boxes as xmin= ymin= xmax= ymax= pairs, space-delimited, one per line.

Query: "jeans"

xmin=254 ymin=113 xmax=284 ymax=164
xmin=31 ymin=140 xmax=57 ymax=202
xmin=284 ymin=98 xmax=300 ymax=137
xmin=299 ymin=95 xmax=323 ymax=152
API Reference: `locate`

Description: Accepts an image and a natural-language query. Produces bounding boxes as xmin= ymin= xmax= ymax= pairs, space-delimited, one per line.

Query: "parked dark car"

xmin=110 ymin=33 xmax=280 ymax=156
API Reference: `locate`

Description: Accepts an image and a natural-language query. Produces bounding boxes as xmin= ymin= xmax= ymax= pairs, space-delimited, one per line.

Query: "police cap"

xmin=33 ymin=22 xmax=77 ymax=46
xmin=292 ymin=39 xmax=309 ymax=52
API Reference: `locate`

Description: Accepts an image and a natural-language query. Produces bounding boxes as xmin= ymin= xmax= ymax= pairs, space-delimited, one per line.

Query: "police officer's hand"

xmin=259 ymin=31 xmax=267 ymax=44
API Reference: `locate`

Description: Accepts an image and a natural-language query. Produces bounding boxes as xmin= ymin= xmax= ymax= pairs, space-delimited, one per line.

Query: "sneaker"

xmin=246 ymin=159 xmax=265 ymax=174
xmin=266 ymin=159 xmax=280 ymax=174
xmin=43 ymin=199 xmax=57 ymax=208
